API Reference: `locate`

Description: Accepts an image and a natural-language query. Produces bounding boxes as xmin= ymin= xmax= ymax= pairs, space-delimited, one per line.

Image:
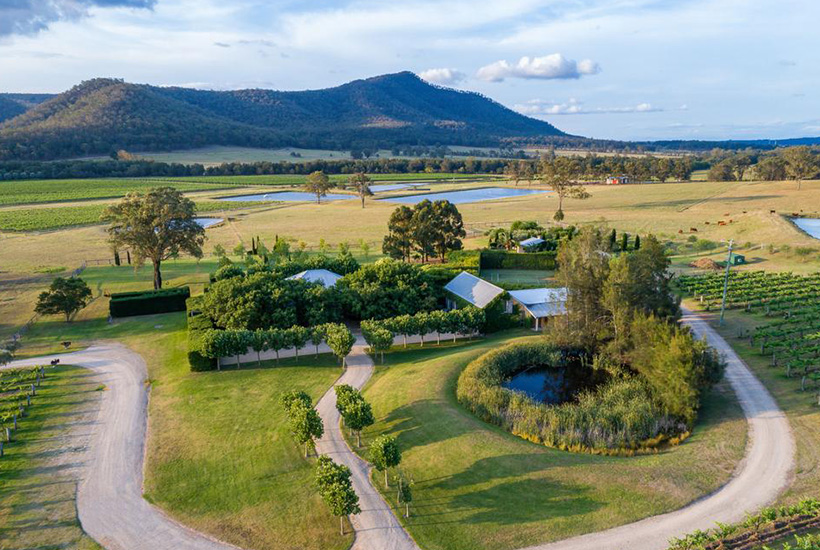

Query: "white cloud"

xmin=0 ymin=0 xmax=155 ymax=37
xmin=418 ymin=68 xmax=465 ymax=85
xmin=476 ymin=54 xmax=600 ymax=82
xmin=515 ymin=98 xmax=662 ymax=116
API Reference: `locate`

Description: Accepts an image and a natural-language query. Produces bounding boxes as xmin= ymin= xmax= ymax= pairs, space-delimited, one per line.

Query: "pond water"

xmin=195 ymin=217 xmax=223 ymax=228
xmin=792 ymin=217 xmax=820 ymax=240
xmin=377 ymin=187 xmax=550 ymax=205
xmin=502 ymin=366 xmax=586 ymax=405
xmin=369 ymin=183 xmax=426 ymax=193
xmin=217 ymin=191 xmax=355 ymax=202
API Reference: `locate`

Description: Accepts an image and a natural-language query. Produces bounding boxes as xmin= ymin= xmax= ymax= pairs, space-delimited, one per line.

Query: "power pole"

xmin=719 ymin=240 xmax=734 ymax=327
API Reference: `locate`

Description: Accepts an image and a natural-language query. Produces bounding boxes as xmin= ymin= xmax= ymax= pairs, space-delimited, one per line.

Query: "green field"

xmin=0 ymin=364 xmax=101 ymax=550
xmin=347 ymin=336 xmax=746 ymax=550
xmin=0 ymin=178 xmax=239 ymax=206
xmin=0 ymin=200 xmax=269 ymax=231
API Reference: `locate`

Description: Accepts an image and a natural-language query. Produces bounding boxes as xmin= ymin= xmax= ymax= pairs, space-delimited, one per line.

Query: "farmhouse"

xmin=606 ymin=175 xmax=629 ymax=185
xmin=285 ymin=268 xmax=343 ymax=287
xmin=506 ymin=287 xmax=567 ymax=330
xmin=444 ymin=271 xmax=504 ymax=309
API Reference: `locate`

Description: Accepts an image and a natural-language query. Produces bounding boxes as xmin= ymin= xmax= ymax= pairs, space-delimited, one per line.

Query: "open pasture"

xmin=346 ymin=336 xmax=746 ymax=550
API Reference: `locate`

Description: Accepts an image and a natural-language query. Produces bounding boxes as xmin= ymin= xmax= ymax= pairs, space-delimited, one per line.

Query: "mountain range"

xmin=0 ymin=72 xmax=568 ymax=161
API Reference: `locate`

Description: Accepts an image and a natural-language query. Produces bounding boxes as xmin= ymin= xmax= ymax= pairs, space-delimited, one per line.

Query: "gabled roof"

xmin=508 ymin=287 xmax=567 ymax=318
xmin=519 ymin=237 xmax=545 ymax=247
xmin=444 ymin=272 xmax=504 ymax=309
xmin=285 ymin=269 xmax=342 ymax=287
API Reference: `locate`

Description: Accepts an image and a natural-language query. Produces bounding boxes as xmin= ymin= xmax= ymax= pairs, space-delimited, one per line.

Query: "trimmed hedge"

xmin=479 ymin=250 xmax=557 ymax=270
xmin=457 ymin=341 xmax=683 ymax=455
xmin=187 ymin=312 xmax=217 ymax=372
xmin=109 ymin=286 xmax=190 ymax=318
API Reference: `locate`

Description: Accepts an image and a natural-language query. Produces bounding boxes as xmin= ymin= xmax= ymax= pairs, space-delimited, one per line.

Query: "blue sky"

xmin=1 ymin=0 xmax=817 ymax=141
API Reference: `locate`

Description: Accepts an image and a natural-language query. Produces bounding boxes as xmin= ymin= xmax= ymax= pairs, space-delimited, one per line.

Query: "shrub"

xmin=187 ymin=313 xmax=217 ymax=371
xmin=109 ymin=286 xmax=190 ymax=317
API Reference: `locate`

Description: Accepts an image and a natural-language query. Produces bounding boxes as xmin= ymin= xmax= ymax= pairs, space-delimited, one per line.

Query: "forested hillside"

xmin=0 ymin=72 xmax=566 ymax=160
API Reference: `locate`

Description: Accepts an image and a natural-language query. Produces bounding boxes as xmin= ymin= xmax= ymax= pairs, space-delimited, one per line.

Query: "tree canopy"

xmin=34 ymin=276 xmax=92 ymax=322
xmin=102 ymin=187 xmax=205 ymax=289
xmin=382 ymin=199 xmax=465 ymax=262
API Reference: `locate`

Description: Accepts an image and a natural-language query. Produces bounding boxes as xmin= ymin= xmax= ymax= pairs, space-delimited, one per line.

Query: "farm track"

xmin=520 ymin=307 xmax=795 ymax=550
xmin=6 ymin=344 xmax=241 ymax=550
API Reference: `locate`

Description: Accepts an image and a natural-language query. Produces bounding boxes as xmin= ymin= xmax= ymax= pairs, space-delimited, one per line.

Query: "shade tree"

xmin=368 ymin=434 xmax=401 ymax=486
xmin=34 ymin=277 xmax=92 ymax=322
xmin=102 ymin=187 xmax=205 ymax=289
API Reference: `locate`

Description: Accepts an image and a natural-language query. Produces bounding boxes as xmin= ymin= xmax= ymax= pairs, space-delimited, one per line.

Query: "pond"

xmin=377 ymin=187 xmax=550 ymax=205
xmin=194 ymin=217 xmax=224 ymax=228
xmin=792 ymin=217 xmax=820 ymax=240
xmin=502 ymin=366 xmax=587 ymax=405
xmin=369 ymin=183 xmax=426 ymax=193
xmin=216 ymin=191 xmax=355 ymax=202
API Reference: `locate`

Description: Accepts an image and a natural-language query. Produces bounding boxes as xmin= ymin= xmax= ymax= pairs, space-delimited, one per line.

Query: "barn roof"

xmin=285 ymin=269 xmax=342 ymax=287
xmin=444 ymin=272 xmax=504 ymax=309
xmin=508 ymin=287 xmax=567 ymax=318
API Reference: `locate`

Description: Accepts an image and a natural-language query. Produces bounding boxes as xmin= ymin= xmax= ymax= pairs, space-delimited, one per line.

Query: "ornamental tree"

xmin=281 ymin=390 xmax=312 ymax=414
xmin=342 ymin=396 xmax=374 ymax=448
xmin=102 ymin=187 xmax=205 ymax=289
xmin=325 ymin=324 xmax=355 ymax=367
xmin=369 ymin=434 xmax=401 ymax=486
xmin=315 ymin=455 xmax=361 ymax=535
xmin=34 ymin=277 xmax=92 ymax=322
xmin=288 ymin=401 xmax=324 ymax=457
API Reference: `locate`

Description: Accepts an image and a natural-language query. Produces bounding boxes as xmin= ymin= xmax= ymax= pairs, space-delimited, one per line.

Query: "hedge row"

xmin=360 ymin=307 xmax=486 ymax=354
xmin=195 ymin=323 xmax=355 ymax=370
xmin=456 ymin=341 xmax=683 ymax=455
xmin=110 ymin=286 xmax=190 ymax=318
xmin=187 ymin=312 xmax=217 ymax=372
xmin=479 ymin=250 xmax=558 ymax=271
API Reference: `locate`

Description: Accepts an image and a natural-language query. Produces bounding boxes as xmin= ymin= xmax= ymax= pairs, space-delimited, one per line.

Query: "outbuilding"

xmin=444 ymin=271 xmax=504 ymax=310
xmin=285 ymin=268 xmax=343 ymax=287
xmin=506 ymin=287 xmax=567 ymax=330
xmin=517 ymin=237 xmax=546 ymax=252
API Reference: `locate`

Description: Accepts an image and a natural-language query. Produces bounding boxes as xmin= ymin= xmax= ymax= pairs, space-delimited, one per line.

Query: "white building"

xmin=444 ymin=271 xmax=504 ymax=309
xmin=285 ymin=269 xmax=343 ymax=287
xmin=507 ymin=288 xmax=567 ymax=330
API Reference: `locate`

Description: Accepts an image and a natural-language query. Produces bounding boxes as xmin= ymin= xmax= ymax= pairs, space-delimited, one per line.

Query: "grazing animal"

xmin=50 ymin=359 xmax=60 ymax=366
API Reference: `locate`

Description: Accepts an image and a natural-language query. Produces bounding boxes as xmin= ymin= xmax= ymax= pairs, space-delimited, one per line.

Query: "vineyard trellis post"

xmin=719 ymin=239 xmax=734 ymax=327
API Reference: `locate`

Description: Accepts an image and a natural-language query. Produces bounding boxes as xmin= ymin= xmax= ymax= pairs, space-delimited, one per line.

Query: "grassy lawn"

xmin=348 ymin=332 xmax=747 ymax=550
xmin=480 ymin=269 xmax=556 ymax=286
xmin=685 ymin=303 xmax=820 ymax=504
xmin=0 ymin=364 xmax=102 ymax=550
xmin=9 ymin=268 xmax=349 ymax=550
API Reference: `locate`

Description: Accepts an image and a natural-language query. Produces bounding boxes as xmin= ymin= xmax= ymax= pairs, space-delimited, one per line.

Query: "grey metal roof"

xmin=508 ymin=288 xmax=567 ymax=318
xmin=444 ymin=272 xmax=504 ymax=309
xmin=519 ymin=237 xmax=545 ymax=247
xmin=285 ymin=269 xmax=342 ymax=287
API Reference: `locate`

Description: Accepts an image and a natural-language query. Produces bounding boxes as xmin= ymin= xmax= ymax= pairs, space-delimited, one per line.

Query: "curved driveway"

xmin=5 ymin=307 xmax=795 ymax=550
xmin=521 ymin=307 xmax=795 ymax=550
xmin=8 ymin=344 xmax=240 ymax=550
xmin=314 ymin=343 xmax=420 ymax=550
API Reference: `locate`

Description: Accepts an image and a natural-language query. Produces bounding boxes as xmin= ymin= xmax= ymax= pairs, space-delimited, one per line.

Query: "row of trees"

xmin=382 ymin=200 xmax=466 ymax=262
xmin=360 ymin=307 xmax=486 ymax=361
xmin=199 ymin=323 xmax=355 ymax=368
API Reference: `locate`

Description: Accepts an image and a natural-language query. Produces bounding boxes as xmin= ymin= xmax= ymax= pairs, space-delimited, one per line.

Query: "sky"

xmin=0 ymin=0 xmax=818 ymax=141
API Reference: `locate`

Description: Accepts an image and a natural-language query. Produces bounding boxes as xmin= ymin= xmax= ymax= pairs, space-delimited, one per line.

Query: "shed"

xmin=518 ymin=237 xmax=545 ymax=252
xmin=285 ymin=269 xmax=343 ymax=287
xmin=444 ymin=271 xmax=504 ymax=309
xmin=731 ymin=254 xmax=746 ymax=266
xmin=507 ymin=287 xmax=567 ymax=330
